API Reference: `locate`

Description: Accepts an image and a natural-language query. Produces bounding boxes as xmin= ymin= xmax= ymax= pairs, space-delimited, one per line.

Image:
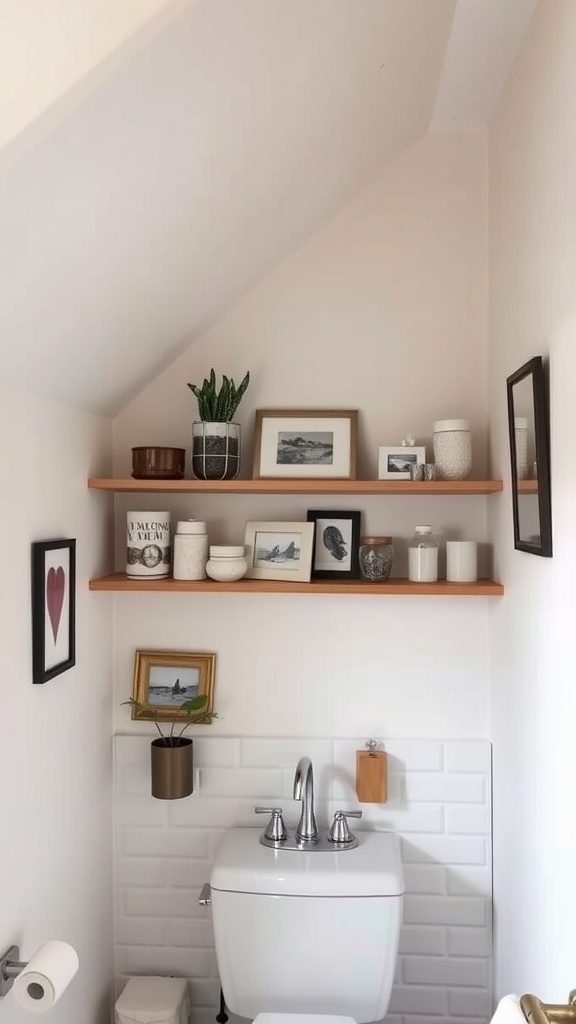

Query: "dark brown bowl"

xmin=131 ymin=446 xmax=186 ymax=480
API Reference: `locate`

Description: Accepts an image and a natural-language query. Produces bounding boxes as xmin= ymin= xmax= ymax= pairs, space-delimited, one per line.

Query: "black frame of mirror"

xmin=506 ymin=355 xmax=552 ymax=557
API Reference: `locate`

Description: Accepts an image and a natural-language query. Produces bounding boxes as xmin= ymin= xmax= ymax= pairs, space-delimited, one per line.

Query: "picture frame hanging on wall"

xmin=252 ymin=409 xmax=358 ymax=479
xmin=31 ymin=538 xmax=76 ymax=684
xmin=130 ymin=650 xmax=216 ymax=724
xmin=307 ymin=509 xmax=362 ymax=580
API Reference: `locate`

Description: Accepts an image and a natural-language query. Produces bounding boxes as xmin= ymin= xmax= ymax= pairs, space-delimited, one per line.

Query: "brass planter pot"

xmin=151 ymin=737 xmax=193 ymax=800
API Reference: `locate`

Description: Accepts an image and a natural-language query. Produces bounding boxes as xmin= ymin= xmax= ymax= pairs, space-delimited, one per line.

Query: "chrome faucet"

xmin=293 ymin=756 xmax=318 ymax=842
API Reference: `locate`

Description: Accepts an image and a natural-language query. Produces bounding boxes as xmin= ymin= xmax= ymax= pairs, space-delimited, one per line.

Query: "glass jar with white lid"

xmin=408 ymin=526 xmax=439 ymax=583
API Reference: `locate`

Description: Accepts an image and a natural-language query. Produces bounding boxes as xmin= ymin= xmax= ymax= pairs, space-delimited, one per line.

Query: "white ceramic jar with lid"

xmin=206 ymin=545 xmax=248 ymax=582
xmin=408 ymin=525 xmax=439 ymax=583
xmin=433 ymin=419 xmax=472 ymax=480
xmin=173 ymin=519 xmax=208 ymax=580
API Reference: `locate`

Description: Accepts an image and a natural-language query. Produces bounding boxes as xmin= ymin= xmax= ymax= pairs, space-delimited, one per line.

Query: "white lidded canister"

xmin=433 ymin=419 xmax=472 ymax=480
xmin=173 ymin=519 xmax=208 ymax=580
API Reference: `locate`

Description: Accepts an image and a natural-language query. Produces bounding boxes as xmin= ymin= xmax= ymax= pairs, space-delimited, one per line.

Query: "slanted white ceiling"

xmin=0 ymin=0 xmax=535 ymax=415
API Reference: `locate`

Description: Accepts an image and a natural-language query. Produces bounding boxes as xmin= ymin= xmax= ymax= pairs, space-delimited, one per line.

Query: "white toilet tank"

xmin=210 ymin=828 xmax=404 ymax=1023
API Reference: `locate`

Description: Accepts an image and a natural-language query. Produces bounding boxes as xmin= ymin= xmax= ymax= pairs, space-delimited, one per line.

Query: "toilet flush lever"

xmin=254 ymin=806 xmax=288 ymax=842
xmin=328 ymin=810 xmax=363 ymax=845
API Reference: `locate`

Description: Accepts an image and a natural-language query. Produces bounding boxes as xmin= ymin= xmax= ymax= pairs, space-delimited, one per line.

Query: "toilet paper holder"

xmin=0 ymin=945 xmax=26 ymax=997
xmin=521 ymin=991 xmax=576 ymax=1023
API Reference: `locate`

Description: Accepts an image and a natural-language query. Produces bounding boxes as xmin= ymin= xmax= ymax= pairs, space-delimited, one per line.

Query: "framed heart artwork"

xmin=31 ymin=539 xmax=76 ymax=684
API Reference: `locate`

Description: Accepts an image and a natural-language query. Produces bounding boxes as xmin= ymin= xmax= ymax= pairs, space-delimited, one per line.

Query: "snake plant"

xmin=187 ymin=368 xmax=250 ymax=422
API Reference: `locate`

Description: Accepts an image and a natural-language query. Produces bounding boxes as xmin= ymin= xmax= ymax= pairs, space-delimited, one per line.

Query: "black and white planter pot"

xmin=192 ymin=422 xmax=240 ymax=480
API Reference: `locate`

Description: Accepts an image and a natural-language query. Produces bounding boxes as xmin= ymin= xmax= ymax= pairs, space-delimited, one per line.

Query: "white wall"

xmin=113 ymin=131 xmax=492 ymax=742
xmin=0 ymin=388 xmax=114 ymax=1023
xmin=488 ymin=0 xmax=576 ymax=1001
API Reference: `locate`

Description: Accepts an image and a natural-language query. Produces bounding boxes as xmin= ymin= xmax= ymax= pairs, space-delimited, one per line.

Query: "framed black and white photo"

xmin=244 ymin=521 xmax=315 ymax=582
xmin=130 ymin=650 xmax=216 ymax=724
xmin=307 ymin=510 xmax=361 ymax=580
xmin=378 ymin=445 xmax=426 ymax=480
xmin=31 ymin=538 xmax=76 ymax=684
xmin=252 ymin=409 xmax=358 ymax=479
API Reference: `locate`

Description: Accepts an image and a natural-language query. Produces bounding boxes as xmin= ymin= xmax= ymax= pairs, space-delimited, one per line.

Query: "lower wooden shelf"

xmin=89 ymin=574 xmax=503 ymax=596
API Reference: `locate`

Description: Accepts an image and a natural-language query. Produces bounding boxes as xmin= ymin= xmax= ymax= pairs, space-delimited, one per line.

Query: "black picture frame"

xmin=31 ymin=538 xmax=76 ymax=683
xmin=307 ymin=510 xmax=361 ymax=580
xmin=506 ymin=356 xmax=552 ymax=557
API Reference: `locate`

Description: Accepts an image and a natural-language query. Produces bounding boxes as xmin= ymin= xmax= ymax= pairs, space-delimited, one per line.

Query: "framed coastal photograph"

xmin=244 ymin=521 xmax=315 ymax=582
xmin=307 ymin=510 xmax=362 ymax=580
xmin=252 ymin=409 xmax=358 ymax=479
xmin=378 ymin=445 xmax=426 ymax=480
xmin=131 ymin=650 xmax=216 ymax=723
xmin=31 ymin=538 xmax=76 ymax=684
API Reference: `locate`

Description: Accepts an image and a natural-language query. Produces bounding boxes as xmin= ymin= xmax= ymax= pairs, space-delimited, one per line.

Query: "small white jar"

xmin=173 ymin=520 xmax=208 ymax=580
xmin=408 ymin=525 xmax=439 ymax=583
xmin=206 ymin=545 xmax=247 ymax=582
xmin=433 ymin=419 xmax=472 ymax=480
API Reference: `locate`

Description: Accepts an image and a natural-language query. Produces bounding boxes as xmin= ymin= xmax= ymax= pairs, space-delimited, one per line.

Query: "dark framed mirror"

xmin=506 ymin=355 xmax=552 ymax=556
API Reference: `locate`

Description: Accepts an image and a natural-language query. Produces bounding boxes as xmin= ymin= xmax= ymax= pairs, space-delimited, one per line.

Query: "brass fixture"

xmin=521 ymin=992 xmax=576 ymax=1024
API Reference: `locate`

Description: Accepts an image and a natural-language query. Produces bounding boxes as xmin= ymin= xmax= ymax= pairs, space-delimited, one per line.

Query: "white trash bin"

xmin=115 ymin=977 xmax=191 ymax=1024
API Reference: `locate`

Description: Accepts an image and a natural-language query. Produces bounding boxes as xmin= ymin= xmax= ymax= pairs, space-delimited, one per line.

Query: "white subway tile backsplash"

xmin=448 ymin=927 xmax=492 ymax=958
xmin=406 ymin=774 xmax=485 ymax=804
xmin=445 ymin=806 xmax=491 ymax=835
xmin=198 ymin=767 xmax=283 ymax=797
xmin=398 ymin=926 xmax=447 ymax=956
xmin=404 ymin=895 xmax=486 ymax=927
xmin=403 ymin=864 xmax=447 ymax=895
xmin=114 ymin=736 xmax=492 ymax=1024
xmin=445 ymin=742 xmax=492 ymax=773
xmin=402 ymin=836 xmax=488 ymax=865
xmin=241 ymin=738 xmax=333 ymax=767
xmin=389 ymin=984 xmax=448 ymax=1015
xmin=122 ymin=827 xmax=210 ymax=859
xmin=403 ymin=955 xmax=488 ymax=987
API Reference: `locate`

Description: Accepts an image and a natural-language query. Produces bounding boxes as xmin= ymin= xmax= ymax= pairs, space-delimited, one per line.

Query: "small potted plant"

xmin=187 ymin=368 xmax=250 ymax=480
xmin=123 ymin=695 xmax=217 ymax=799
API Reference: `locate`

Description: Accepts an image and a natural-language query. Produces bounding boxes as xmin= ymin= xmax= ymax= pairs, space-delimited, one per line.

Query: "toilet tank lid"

xmin=210 ymin=828 xmax=404 ymax=897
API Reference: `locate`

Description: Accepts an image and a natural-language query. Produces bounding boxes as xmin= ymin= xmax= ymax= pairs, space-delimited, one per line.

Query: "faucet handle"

xmin=328 ymin=809 xmax=363 ymax=844
xmin=254 ymin=806 xmax=288 ymax=842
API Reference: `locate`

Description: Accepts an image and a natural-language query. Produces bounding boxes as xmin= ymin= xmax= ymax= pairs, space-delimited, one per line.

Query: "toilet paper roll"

xmin=490 ymin=994 xmax=524 ymax=1024
xmin=13 ymin=940 xmax=79 ymax=1014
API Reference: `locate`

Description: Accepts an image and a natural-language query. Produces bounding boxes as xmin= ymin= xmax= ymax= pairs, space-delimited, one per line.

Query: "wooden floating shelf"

xmin=88 ymin=478 xmax=503 ymax=495
xmin=89 ymin=574 xmax=503 ymax=596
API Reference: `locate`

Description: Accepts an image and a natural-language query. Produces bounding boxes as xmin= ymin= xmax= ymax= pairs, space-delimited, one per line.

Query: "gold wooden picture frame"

xmin=131 ymin=650 xmax=216 ymax=723
xmin=252 ymin=409 xmax=358 ymax=479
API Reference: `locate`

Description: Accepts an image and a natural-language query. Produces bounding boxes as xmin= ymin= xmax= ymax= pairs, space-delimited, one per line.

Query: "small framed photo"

xmin=31 ymin=538 xmax=76 ymax=684
xmin=244 ymin=521 xmax=315 ymax=582
xmin=130 ymin=650 xmax=216 ymax=723
xmin=307 ymin=510 xmax=362 ymax=580
xmin=378 ymin=445 xmax=426 ymax=480
xmin=252 ymin=409 xmax=358 ymax=479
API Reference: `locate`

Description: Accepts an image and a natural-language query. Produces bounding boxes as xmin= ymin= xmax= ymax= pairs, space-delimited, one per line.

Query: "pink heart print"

xmin=46 ymin=566 xmax=66 ymax=643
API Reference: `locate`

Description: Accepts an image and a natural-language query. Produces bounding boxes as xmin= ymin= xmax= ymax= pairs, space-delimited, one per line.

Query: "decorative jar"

xmin=173 ymin=520 xmax=208 ymax=580
xmin=433 ymin=419 xmax=472 ymax=480
xmin=126 ymin=511 xmax=171 ymax=579
xmin=408 ymin=525 xmax=439 ymax=583
xmin=359 ymin=537 xmax=393 ymax=582
xmin=206 ymin=545 xmax=247 ymax=582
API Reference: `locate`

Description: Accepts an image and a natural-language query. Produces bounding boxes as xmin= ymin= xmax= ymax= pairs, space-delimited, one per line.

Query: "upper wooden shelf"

xmin=88 ymin=478 xmax=503 ymax=495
